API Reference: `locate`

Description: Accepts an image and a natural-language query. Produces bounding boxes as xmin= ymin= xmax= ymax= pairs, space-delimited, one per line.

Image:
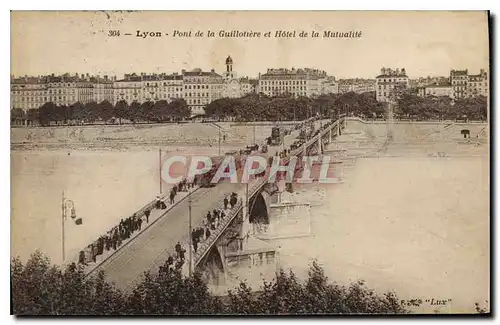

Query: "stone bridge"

xmin=85 ymin=117 xmax=346 ymax=292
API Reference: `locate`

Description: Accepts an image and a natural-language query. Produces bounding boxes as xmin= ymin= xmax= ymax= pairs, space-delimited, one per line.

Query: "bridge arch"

xmin=197 ymin=244 xmax=225 ymax=285
xmin=249 ymin=191 xmax=270 ymax=225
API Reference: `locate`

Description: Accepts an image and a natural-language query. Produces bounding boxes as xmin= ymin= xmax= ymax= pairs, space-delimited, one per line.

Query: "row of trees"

xmin=204 ymin=92 xmax=386 ymax=121
xmin=395 ymin=94 xmax=487 ymax=121
xmin=11 ymin=99 xmax=191 ymax=127
xmin=204 ymin=92 xmax=488 ymax=122
xmin=12 ymin=252 xmax=409 ymax=315
xmin=10 ymin=92 xmax=488 ymax=127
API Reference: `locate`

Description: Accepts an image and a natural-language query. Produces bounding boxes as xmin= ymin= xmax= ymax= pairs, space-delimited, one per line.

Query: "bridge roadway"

xmin=90 ymin=120 xmax=329 ymax=292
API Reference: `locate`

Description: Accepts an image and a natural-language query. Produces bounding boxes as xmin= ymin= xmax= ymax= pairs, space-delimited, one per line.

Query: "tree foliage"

xmin=13 ymin=91 xmax=487 ymax=126
xmin=204 ymin=92 xmax=385 ymax=121
xmin=12 ymin=253 xmax=409 ymax=315
xmin=396 ymin=94 xmax=487 ymax=121
xmin=32 ymin=99 xmax=192 ymax=126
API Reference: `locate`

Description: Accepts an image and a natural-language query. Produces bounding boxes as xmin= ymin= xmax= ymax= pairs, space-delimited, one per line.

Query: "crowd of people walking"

xmin=190 ymin=193 xmax=238 ymax=254
xmin=78 ymin=177 xmax=197 ymax=266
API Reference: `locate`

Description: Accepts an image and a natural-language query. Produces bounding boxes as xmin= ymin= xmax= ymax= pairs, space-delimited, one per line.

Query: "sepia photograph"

xmin=9 ymin=10 xmax=490 ymax=315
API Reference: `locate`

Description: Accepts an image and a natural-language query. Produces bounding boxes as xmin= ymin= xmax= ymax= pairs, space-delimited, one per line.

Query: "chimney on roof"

xmin=181 ymin=69 xmax=186 ymax=74
xmin=211 ymin=68 xmax=215 ymax=73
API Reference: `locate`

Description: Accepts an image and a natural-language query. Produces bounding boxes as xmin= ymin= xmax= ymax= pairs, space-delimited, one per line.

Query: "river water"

xmin=11 ymin=120 xmax=489 ymax=313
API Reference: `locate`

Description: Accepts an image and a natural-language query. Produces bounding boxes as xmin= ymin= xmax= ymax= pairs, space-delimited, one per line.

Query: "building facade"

xmin=418 ymin=82 xmax=453 ymax=98
xmin=113 ymin=74 xmax=143 ymax=104
xmin=92 ymin=76 xmax=115 ymax=103
xmin=182 ymin=68 xmax=224 ymax=116
xmin=258 ymin=68 xmax=328 ymax=98
xmin=467 ymin=69 xmax=488 ymax=98
xmin=338 ymin=79 xmax=376 ymax=94
xmin=450 ymin=69 xmax=469 ymax=99
xmin=11 ymin=73 xmax=118 ymax=111
xmin=141 ymin=73 xmax=184 ymax=103
xmin=375 ymin=67 xmax=410 ymax=102
xmin=11 ymin=76 xmax=48 ymax=111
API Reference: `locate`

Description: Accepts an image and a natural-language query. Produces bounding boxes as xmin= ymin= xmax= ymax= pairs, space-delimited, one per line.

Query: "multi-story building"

xmin=92 ymin=75 xmax=115 ymax=103
xmin=258 ymin=68 xmax=328 ymax=98
xmin=45 ymin=74 xmax=80 ymax=107
xmin=375 ymin=67 xmax=409 ymax=102
xmin=75 ymin=74 xmax=94 ymax=104
xmin=449 ymin=68 xmax=488 ymax=99
xmin=410 ymin=76 xmax=448 ymax=89
xmin=11 ymin=76 xmax=48 ymax=111
xmin=338 ymin=79 xmax=376 ymax=94
xmin=239 ymin=77 xmax=257 ymax=95
xmin=450 ymin=69 xmax=468 ymax=99
xmin=182 ymin=68 xmax=224 ymax=116
xmin=141 ymin=73 xmax=184 ymax=102
xmin=418 ymin=82 xmax=453 ymax=98
xmin=11 ymin=73 xmax=118 ymax=111
xmin=467 ymin=69 xmax=488 ymax=98
xmin=113 ymin=74 xmax=143 ymax=104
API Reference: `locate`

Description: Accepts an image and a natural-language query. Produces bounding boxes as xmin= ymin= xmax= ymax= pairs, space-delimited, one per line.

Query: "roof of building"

xmin=426 ymin=82 xmax=452 ymax=88
xmin=450 ymin=69 xmax=468 ymax=76
xmin=376 ymin=73 xmax=408 ymax=78
xmin=338 ymin=78 xmax=376 ymax=85
xmin=116 ymin=73 xmax=184 ymax=82
xmin=182 ymin=69 xmax=223 ymax=78
xmin=261 ymin=68 xmax=327 ymax=78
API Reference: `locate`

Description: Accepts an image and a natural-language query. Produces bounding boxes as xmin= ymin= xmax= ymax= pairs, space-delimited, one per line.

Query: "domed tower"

xmin=226 ymin=55 xmax=233 ymax=73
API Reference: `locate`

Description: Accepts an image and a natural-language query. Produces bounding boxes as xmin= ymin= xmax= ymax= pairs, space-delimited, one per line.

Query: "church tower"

xmin=225 ymin=55 xmax=233 ymax=78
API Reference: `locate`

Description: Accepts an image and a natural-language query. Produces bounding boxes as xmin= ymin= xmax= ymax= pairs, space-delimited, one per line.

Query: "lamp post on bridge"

xmin=188 ymin=187 xmax=193 ymax=277
xmin=61 ymin=190 xmax=82 ymax=263
xmin=218 ymin=127 xmax=221 ymax=156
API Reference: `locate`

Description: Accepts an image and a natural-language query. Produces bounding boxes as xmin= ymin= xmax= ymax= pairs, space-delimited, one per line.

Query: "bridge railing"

xmin=193 ymin=176 xmax=268 ymax=266
xmin=288 ymin=118 xmax=343 ymax=157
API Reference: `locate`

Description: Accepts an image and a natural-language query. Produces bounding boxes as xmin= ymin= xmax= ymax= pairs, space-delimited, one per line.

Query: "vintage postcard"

xmin=10 ymin=11 xmax=490 ymax=315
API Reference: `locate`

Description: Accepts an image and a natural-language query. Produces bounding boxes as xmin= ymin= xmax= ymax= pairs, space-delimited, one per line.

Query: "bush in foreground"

xmin=12 ymin=251 xmax=407 ymax=315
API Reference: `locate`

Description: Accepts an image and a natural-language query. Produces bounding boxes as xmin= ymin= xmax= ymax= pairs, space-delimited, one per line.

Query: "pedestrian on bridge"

xmin=224 ymin=197 xmax=229 ymax=210
xmin=230 ymin=194 xmax=237 ymax=208
xmin=179 ymin=248 xmax=185 ymax=262
xmin=78 ymin=250 xmax=85 ymax=265
xmin=205 ymin=227 xmax=211 ymax=240
xmin=144 ymin=209 xmax=150 ymax=223
xmin=193 ymin=237 xmax=198 ymax=253
xmin=169 ymin=191 xmax=175 ymax=205
xmin=175 ymin=242 xmax=182 ymax=258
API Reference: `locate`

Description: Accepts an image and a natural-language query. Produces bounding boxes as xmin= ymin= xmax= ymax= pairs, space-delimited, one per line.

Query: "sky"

xmin=11 ymin=11 xmax=490 ymax=79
